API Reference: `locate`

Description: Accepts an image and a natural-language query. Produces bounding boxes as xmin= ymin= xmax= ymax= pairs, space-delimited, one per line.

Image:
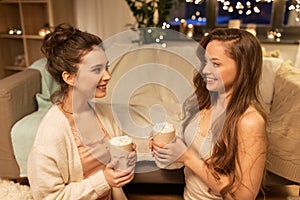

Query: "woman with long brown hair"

xmin=152 ymin=28 xmax=267 ymax=199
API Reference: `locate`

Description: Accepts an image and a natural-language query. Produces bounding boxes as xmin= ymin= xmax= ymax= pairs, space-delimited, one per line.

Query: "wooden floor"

xmin=123 ymin=183 xmax=300 ymax=200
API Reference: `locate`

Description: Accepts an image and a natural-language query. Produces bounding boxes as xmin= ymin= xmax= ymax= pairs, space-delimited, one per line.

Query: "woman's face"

xmin=75 ymin=46 xmax=111 ymax=99
xmin=202 ymin=40 xmax=237 ymax=95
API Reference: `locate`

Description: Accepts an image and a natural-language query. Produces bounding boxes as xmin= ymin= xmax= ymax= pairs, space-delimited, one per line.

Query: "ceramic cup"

xmin=109 ymin=135 xmax=133 ymax=171
xmin=152 ymin=122 xmax=176 ymax=168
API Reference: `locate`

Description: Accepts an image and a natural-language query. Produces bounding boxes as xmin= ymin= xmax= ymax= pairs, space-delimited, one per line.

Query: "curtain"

xmin=75 ymin=0 xmax=135 ymax=40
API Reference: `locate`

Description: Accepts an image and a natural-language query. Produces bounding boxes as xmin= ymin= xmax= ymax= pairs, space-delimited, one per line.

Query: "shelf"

xmin=0 ymin=34 xmax=44 ymax=39
xmin=19 ymin=0 xmax=48 ymax=2
xmin=0 ymin=0 xmax=75 ymax=79
xmin=0 ymin=1 xmax=20 ymax=3
xmin=24 ymin=35 xmax=43 ymax=39
xmin=0 ymin=34 xmax=23 ymax=39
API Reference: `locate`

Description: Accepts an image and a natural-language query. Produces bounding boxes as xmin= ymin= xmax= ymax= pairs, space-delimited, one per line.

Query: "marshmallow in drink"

xmin=110 ymin=135 xmax=133 ymax=151
xmin=152 ymin=122 xmax=175 ymax=145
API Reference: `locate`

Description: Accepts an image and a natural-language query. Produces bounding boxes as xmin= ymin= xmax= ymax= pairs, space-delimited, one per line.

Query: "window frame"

xmin=172 ymin=0 xmax=300 ymax=43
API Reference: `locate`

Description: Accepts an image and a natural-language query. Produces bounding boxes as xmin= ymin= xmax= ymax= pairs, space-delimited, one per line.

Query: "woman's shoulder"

xmin=41 ymin=105 xmax=67 ymax=126
xmin=237 ymin=106 xmax=267 ymax=153
xmin=242 ymin=106 xmax=265 ymax=122
xmin=36 ymin=105 xmax=70 ymax=142
xmin=238 ymin=106 xmax=266 ymax=136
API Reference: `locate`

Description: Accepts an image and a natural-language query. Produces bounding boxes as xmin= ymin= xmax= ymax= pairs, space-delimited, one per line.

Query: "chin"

xmin=206 ymin=85 xmax=216 ymax=92
xmin=95 ymin=93 xmax=106 ymax=99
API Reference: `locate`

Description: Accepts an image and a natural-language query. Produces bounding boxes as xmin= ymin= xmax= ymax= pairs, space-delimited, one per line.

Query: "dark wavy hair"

xmin=41 ymin=23 xmax=103 ymax=103
xmin=184 ymin=28 xmax=267 ymax=198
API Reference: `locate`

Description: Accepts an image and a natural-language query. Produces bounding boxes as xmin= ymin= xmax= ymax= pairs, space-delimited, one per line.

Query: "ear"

xmin=62 ymin=71 xmax=76 ymax=86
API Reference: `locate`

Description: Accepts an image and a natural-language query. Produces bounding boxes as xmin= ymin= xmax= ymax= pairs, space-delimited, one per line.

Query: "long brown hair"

xmin=41 ymin=23 xmax=103 ymax=103
xmin=185 ymin=28 xmax=266 ymax=197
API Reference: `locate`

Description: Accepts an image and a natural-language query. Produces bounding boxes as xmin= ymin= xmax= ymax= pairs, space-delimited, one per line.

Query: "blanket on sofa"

xmin=266 ymin=60 xmax=300 ymax=183
xmin=11 ymin=58 xmax=59 ymax=177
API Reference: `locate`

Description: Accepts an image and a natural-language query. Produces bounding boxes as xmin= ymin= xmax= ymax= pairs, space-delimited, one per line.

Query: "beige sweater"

xmin=27 ymin=105 xmax=127 ymax=200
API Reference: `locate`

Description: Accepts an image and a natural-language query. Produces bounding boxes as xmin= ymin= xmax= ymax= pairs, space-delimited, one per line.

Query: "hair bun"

xmin=42 ymin=23 xmax=79 ymax=58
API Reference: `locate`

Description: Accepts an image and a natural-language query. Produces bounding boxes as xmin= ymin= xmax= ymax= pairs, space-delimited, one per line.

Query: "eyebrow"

xmin=90 ymin=61 xmax=109 ymax=69
xmin=211 ymin=58 xmax=221 ymax=61
xmin=205 ymin=55 xmax=220 ymax=62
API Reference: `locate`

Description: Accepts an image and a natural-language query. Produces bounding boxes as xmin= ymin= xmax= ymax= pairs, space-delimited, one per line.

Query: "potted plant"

xmin=125 ymin=0 xmax=185 ymax=43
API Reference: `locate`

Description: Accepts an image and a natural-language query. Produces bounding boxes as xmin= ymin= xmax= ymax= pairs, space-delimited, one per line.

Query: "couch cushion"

xmin=260 ymin=57 xmax=283 ymax=113
xmin=11 ymin=109 xmax=49 ymax=177
xmin=266 ymin=60 xmax=300 ymax=183
xmin=28 ymin=58 xmax=59 ymax=111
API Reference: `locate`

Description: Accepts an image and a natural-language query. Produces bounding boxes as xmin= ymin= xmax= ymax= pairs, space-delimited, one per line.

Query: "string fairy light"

xmin=288 ymin=0 xmax=300 ymax=22
xmin=217 ymin=0 xmax=273 ymax=16
xmin=185 ymin=0 xmax=204 ymax=4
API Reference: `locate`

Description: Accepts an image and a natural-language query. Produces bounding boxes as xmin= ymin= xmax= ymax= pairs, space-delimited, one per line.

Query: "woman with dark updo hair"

xmin=27 ymin=23 xmax=136 ymax=200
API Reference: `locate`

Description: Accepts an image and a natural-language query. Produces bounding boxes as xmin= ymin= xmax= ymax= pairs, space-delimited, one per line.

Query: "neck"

xmin=217 ymin=89 xmax=233 ymax=107
xmin=62 ymin=88 xmax=93 ymax=114
xmin=64 ymin=88 xmax=91 ymax=113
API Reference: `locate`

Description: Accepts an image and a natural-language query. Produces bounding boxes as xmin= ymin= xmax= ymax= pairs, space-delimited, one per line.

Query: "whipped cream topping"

xmin=110 ymin=135 xmax=132 ymax=146
xmin=153 ymin=122 xmax=174 ymax=133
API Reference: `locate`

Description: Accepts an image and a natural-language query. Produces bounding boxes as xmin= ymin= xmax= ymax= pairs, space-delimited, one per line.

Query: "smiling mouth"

xmin=205 ymin=77 xmax=217 ymax=83
xmin=97 ymin=85 xmax=106 ymax=90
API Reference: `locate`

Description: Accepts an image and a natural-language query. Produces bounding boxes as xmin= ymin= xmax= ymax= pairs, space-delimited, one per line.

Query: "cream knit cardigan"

xmin=27 ymin=105 xmax=127 ymax=200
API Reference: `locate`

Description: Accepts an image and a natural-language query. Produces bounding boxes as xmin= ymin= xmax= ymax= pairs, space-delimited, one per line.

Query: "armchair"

xmin=0 ymin=69 xmax=41 ymax=178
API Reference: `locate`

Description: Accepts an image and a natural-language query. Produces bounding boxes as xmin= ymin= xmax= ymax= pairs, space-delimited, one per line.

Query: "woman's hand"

xmin=104 ymin=143 xmax=137 ymax=187
xmin=127 ymin=145 xmax=137 ymax=170
xmin=104 ymin=160 xmax=135 ymax=188
xmin=152 ymin=136 xmax=188 ymax=165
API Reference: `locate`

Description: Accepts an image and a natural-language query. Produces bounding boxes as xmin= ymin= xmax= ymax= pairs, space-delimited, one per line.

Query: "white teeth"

xmin=97 ymin=85 xmax=106 ymax=89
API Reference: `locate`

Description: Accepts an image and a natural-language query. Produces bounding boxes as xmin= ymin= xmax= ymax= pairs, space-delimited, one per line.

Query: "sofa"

xmin=0 ymin=46 xmax=299 ymax=194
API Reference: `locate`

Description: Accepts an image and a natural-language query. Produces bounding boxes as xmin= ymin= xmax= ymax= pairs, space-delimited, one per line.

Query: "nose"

xmin=201 ymin=61 xmax=212 ymax=75
xmin=102 ymin=69 xmax=111 ymax=81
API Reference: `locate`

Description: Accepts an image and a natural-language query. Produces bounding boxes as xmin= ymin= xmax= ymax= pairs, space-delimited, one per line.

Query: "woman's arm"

xmin=232 ymin=110 xmax=266 ymax=199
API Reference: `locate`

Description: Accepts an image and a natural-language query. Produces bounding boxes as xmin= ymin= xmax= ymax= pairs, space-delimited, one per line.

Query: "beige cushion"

xmin=266 ymin=60 xmax=300 ymax=183
xmin=260 ymin=57 xmax=283 ymax=113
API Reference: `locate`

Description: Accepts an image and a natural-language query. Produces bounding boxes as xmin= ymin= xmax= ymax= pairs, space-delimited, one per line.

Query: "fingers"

xmin=127 ymin=150 xmax=137 ymax=160
xmin=125 ymin=165 xmax=135 ymax=174
xmin=152 ymin=142 xmax=170 ymax=152
xmin=111 ymin=171 xmax=135 ymax=188
xmin=127 ymin=157 xmax=137 ymax=167
xmin=149 ymin=139 xmax=153 ymax=151
xmin=132 ymin=142 xmax=137 ymax=150
xmin=152 ymin=140 xmax=167 ymax=149
xmin=127 ymin=150 xmax=137 ymax=168
xmin=153 ymin=148 xmax=171 ymax=159
xmin=115 ymin=172 xmax=135 ymax=187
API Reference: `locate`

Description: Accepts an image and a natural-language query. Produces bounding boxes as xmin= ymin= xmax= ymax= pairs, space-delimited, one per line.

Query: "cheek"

xmin=79 ymin=73 xmax=100 ymax=83
xmin=220 ymin=69 xmax=237 ymax=89
xmin=76 ymin=75 xmax=99 ymax=92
